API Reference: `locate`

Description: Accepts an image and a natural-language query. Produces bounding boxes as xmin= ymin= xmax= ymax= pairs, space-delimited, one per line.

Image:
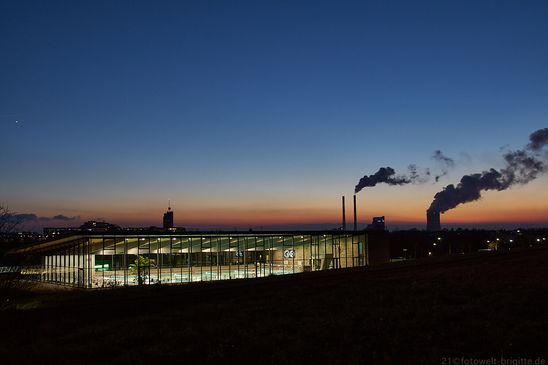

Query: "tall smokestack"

xmin=426 ymin=209 xmax=441 ymax=232
xmin=342 ymin=196 xmax=346 ymax=230
xmin=353 ymin=194 xmax=357 ymax=231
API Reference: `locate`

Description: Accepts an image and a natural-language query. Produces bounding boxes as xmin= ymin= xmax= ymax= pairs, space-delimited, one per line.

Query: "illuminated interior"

xmin=17 ymin=232 xmax=373 ymax=288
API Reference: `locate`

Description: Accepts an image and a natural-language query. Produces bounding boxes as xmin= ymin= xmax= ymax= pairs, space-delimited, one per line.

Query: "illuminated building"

xmin=367 ymin=216 xmax=386 ymax=231
xmin=12 ymin=230 xmax=389 ymax=288
xmin=80 ymin=220 xmax=121 ymax=232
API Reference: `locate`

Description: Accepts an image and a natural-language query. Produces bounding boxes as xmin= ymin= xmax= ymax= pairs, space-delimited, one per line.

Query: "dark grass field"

xmin=1 ymin=248 xmax=547 ymax=364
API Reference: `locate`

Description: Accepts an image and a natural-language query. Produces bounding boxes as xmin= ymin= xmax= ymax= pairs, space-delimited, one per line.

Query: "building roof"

xmin=9 ymin=229 xmax=373 ymax=255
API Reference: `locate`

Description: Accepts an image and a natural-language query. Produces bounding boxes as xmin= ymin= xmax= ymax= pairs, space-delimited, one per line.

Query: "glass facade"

xmin=21 ymin=232 xmax=370 ymax=288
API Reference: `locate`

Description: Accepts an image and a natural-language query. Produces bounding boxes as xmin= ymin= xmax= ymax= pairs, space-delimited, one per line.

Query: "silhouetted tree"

xmin=0 ymin=204 xmax=21 ymax=235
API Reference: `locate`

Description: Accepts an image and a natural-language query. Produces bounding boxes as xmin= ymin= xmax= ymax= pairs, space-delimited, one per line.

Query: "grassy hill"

xmin=1 ymin=248 xmax=547 ymax=364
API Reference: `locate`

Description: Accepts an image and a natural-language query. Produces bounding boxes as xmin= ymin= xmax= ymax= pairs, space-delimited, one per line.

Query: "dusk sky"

xmin=1 ymin=0 xmax=548 ymax=230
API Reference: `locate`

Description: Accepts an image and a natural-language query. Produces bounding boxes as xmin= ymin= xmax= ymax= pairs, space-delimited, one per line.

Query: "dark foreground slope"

xmin=1 ymin=248 xmax=547 ymax=364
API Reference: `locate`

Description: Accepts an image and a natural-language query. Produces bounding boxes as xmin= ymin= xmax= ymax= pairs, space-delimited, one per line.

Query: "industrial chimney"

xmin=353 ymin=194 xmax=357 ymax=231
xmin=426 ymin=209 xmax=441 ymax=232
xmin=342 ymin=196 xmax=346 ymax=230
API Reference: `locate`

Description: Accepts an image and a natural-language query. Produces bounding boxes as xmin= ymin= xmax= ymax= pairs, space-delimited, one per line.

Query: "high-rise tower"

xmin=163 ymin=202 xmax=174 ymax=229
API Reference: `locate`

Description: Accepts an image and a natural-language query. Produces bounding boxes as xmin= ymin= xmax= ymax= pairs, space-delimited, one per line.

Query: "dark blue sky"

xmin=1 ymin=0 xmax=548 ymax=228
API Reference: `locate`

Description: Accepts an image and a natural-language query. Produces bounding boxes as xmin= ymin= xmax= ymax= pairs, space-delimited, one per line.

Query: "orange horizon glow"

xmin=14 ymin=175 xmax=548 ymax=230
xmin=40 ymin=204 xmax=547 ymax=229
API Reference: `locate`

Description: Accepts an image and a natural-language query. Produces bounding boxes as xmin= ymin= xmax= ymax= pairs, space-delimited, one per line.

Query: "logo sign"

xmin=283 ymin=249 xmax=295 ymax=258
xmin=235 ymin=250 xmax=244 ymax=257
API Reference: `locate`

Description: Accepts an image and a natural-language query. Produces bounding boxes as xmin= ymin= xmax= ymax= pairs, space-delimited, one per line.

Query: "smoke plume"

xmin=355 ymin=165 xmax=429 ymax=193
xmin=432 ymin=150 xmax=455 ymax=182
xmin=429 ymin=128 xmax=548 ymax=213
xmin=528 ymin=128 xmax=548 ymax=151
